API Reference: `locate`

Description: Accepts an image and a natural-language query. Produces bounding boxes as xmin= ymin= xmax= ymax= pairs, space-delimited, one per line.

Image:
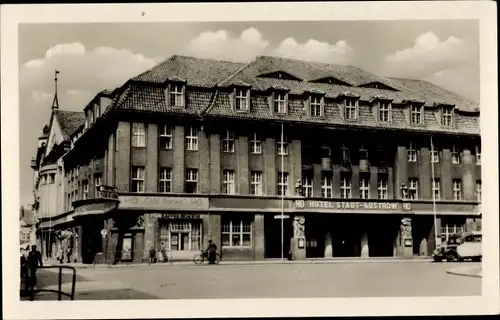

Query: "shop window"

xmin=221 ymin=218 xmax=252 ymax=247
xmin=159 ymin=221 xmax=201 ymax=252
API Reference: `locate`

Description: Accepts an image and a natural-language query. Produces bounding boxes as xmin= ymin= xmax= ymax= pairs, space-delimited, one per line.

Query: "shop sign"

xmin=151 ymin=213 xmax=201 ymax=220
xmin=294 ymin=200 xmax=411 ymax=211
xmin=120 ymin=196 xmax=209 ymax=210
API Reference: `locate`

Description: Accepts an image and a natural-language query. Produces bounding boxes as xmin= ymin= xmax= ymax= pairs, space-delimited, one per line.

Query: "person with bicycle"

xmin=206 ymin=240 xmax=217 ymax=264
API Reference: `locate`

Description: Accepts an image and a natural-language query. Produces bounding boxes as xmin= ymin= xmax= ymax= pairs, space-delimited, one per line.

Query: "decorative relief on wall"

xmin=400 ymin=217 xmax=412 ymax=239
xmin=135 ymin=215 xmax=145 ymax=228
xmin=293 ymin=215 xmax=306 ymax=238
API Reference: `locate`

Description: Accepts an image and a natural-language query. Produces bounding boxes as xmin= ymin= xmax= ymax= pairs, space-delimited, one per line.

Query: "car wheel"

xmin=445 ymin=253 xmax=457 ymax=262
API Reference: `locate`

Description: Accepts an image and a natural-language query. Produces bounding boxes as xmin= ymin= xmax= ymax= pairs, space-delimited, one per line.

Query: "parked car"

xmin=432 ymin=231 xmax=482 ymax=262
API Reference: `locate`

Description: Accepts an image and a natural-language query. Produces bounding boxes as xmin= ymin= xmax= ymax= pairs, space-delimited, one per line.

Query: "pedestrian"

xmin=66 ymin=247 xmax=72 ymax=263
xmin=149 ymin=246 xmax=156 ymax=264
xmin=27 ymin=245 xmax=43 ymax=291
xmin=160 ymin=243 xmax=168 ymax=263
xmin=206 ymin=240 xmax=217 ymax=264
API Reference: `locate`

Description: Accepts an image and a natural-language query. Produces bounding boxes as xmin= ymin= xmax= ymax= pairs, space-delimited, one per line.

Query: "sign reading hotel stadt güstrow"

xmin=294 ymin=200 xmax=411 ymax=211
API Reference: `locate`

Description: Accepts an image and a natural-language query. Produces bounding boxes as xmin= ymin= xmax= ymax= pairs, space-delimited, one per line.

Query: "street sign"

xmin=101 ymin=229 xmax=108 ymax=237
xmin=274 ymin=215 xmax=290 ymax=219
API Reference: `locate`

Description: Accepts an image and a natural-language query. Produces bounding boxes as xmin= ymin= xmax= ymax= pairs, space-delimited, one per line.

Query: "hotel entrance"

xmin=332 ymin=215 xmax=362 ymax=257
xmin=264 ymin=214 xmax=293 ymax=259
xmin=366 ymin=215 xmax=399 ymax=257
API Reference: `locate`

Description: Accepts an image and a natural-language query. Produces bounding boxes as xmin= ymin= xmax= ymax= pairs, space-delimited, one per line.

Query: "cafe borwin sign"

xmin=294 ymin=200 xmax=411 ymax=211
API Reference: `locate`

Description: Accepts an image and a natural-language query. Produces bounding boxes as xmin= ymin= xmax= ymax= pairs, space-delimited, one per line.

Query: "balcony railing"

xmin=95 ymin=185 xmax=119 ymax=200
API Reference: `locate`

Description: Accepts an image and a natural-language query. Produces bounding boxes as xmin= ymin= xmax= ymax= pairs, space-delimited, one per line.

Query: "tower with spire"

xmin=51 ymin=70 xmax=60 ymax=110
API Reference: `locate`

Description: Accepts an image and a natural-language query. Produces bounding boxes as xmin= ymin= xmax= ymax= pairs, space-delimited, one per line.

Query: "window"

xmin=82 ymin=180 xmax=89 ymax=200
xmin=408 ymin=142 xmax=417 ymax=162
xmin=476 ymin=180 xmax=482 ymax=202
xmin=159 ymin=168 xmax=172 ymax=193
xmin=430 ymin=148 xmax=439 ymax=163
xmin=302 ymin=175 xmax=313 ymax=197
xmin=453 ymin=179 xmax=462 ymax=201
xmin=170 ymin=84 xmax=184 ymax=107
xmin=442 ymin=107 xmax=453 ymax=127
xmin=359 ymin=177 xmax=370 ymax=199
xmin=277 ymin=172 xmax=289 ymax=196
xmin=377 ymin=177 xmax=388 ymax=199
xmin=277 ymin=136 xmax=288 ymax=156
xmin=94 ymin=174 xmax=102 ymax=189
xmin=311 ymin=96 xmax=322 ymax=117
xmin=132 ymin=123 xmax=146 ymax=147
xmin=379 ymin=101 xmax=391 ymax=123
xmin=160 ymin=221 xmax=201 ymax=251
xmin=451 ymin=145 xmax=460 ymax=164
xmin=274 ymin=92 xmax=287 ymax=114
xmin=250 ymin=171 xmax=263 ymax=195
xmin=94 ymin=103 xmax=101 ymax=120
xmin=340 ymin=176 xmax=352 ymax=199
xmin=475 ymin=145 xmax=481 ymax=165
xmin=341 ymin=145 xmax=350 ymax=162
xmin=222 ymin=130 xmax=235 ymax=153
xmin=222 ymin=218 xmax=252 ymax=247
xmin=185 ymin=169 xmax=198 ymax=194
xmin=408 ymin=178 xmax=419 ymax=199
xmin=432 ymin=178 xmax=441 ymax=200
xmin=48 ymin=173 xmax=55 ymax=184
xmin=132 ymin=167 xmax=145 ymax=193
xmin=185 ymin=127 xmax=198 ymax=151
xmin=250 ymin=132 xmax=262 ymax=154
xmin=345 ymin=99 xmax=357 ymax=120
xmin=223 ymin=170 xmax=236 ymax=195
xmin=235 ymin=88 xmax=249 ymax=111
xmin=411 ymin=104 xmax=423 ymax=125
xmin=20 ymin=231 xmax=31 ymax=243
xmin=159 ymin=125 xmax=173 ymax=149
xmin=321 ymin=174 xmax=333 ymax=198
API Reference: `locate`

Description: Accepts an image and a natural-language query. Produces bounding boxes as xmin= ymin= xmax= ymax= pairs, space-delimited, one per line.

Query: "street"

xmin=28 ymin=261 xmax=481 ymax=300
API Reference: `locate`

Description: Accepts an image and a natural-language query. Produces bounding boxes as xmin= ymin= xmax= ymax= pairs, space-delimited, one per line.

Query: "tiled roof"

xmin=104 ymin=54 xmax=479 ymax=135
xmin=55 ymin=110 xmax=86 ymax=140
xmin=132 ymin=55 xmax=245 ymax=87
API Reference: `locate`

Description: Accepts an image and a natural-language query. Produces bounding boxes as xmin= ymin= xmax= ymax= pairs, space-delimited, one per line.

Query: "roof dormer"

xmin=433 ymin=102 xmax=455 ymax=128
xmin=164 ymin=77 xmax=187 ymax=109
xmin=267 ymin=85 xmax=290 ymax=115
xmin=303 ymin=89 xmax=326 ymax=118
xmin=402 ymin=99 xmax=426 ymax=126
xmin=338 ymin=92 xmax=360 ymax=122
xmin=229 ymin=82 xmax=252 ymax=112
xmin=257 ymin=71 xmax=302 ymax=81
xmin=309 ymin=77 xmax=351 ymax=86
xmin=357 ymin=81 xmax=398 ymax=91
xmin=370 ymin=96 xmax=393 ymax=124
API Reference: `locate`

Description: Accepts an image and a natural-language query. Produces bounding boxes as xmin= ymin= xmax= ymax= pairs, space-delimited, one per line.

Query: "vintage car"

xmin=432 ymin=231 xmax=482 ymax=262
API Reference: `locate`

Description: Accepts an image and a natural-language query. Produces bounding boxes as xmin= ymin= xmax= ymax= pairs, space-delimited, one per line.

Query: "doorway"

xmin=264 ymin=215 xmax=292 ymax=258
xmin=367 ymin=216 xmax=399 ymax=257
xmin=332 ymin=215 xmax=361 ymax=257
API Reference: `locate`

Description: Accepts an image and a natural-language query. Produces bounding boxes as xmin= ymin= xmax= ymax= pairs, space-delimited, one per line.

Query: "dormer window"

xmin=170 ymin=84 xmax=185 ymax=108
xmin=235 ymin=88 xmax=249 ymax=111
xmin=442 ymin=107 xmax=454 ymax=127
xmin=345 ymin=98 xmax=358 ymax=120
xmin=311 ymin=96 xmax=323 ymax=117
xmin=274 ymin=92 xmax=287 ymax=114
xmin=379 ymin=101 xmax=391 ymax=123
xmin=410 ymin=104 xmax=423 ymax=125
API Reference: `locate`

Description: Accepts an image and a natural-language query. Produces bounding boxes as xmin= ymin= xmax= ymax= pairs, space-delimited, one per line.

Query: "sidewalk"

xmin=446 ymin=266 xmax=482 ymax=278
xmin=45 ymin=256 xmax=432 ymax=269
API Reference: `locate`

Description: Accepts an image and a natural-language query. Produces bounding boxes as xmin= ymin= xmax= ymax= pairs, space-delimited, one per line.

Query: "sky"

xmin=18 ymin=21 xmax=479 ymax=207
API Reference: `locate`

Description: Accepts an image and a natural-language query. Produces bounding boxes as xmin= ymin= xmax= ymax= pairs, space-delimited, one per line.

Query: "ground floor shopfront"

xmin=39 ymin=195 xmax=481 ymax=264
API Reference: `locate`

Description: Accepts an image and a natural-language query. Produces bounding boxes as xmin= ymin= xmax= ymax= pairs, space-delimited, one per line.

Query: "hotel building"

xmin=32 ymin=55 xmax=481 ymax=263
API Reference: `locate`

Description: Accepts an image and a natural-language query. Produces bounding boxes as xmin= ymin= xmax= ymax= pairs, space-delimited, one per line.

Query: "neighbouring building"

xmin=20 ymin=206 xmax=36 ymax=248
xmin=33 ymin=55 xmax=481 ymax=264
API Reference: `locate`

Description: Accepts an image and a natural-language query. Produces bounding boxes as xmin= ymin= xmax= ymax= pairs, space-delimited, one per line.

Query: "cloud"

xmin=186 ymin=27 xmax=269 ymax=62
xmin=425 ymin=67 xmax=479 ymax=102
xmin=271 ymin=37 xmax=354 ymax=64
xmin=380 ymin=32 xmax=476 ymax=79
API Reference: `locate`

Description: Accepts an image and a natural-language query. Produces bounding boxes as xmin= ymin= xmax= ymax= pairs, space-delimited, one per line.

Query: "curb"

xmin=446 ymin=267 xmax=482 ymax=278
xmin=47 ymin=257 xmax=433 ymax=269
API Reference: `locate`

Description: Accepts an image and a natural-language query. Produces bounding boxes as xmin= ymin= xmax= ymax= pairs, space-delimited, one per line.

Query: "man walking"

xmin=27 ymin=245 xmax=43 ymax=291
xmin=207 ymin=240 xmax=217 ymax=264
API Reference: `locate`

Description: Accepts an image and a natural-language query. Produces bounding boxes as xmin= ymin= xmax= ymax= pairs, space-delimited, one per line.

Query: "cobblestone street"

xmin=29 ymin=261 xmax=481 ymax=300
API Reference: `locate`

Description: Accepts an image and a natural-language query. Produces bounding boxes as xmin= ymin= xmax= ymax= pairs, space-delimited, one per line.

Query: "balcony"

xmin=96 ymin=185 xmax=119 ymax=200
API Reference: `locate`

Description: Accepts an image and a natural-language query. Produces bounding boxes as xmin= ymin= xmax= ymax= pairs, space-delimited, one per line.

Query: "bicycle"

xmin=193 ymin=251 xmax=221 ymax=265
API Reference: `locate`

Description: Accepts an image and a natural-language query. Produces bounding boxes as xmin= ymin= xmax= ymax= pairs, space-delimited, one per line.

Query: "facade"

xmin=33 ymin=55 xmax=481 ymax=264
xmin=19 ymin=206 xmax=36 ymax=248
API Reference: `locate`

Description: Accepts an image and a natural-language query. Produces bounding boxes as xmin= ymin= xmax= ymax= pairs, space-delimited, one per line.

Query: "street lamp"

xmin=400 ymin=183 xmax=409 ymax=200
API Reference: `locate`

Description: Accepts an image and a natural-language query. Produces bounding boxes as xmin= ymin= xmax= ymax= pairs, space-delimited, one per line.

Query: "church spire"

xmin=51 ymin=70 xmax=60 ymax=110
